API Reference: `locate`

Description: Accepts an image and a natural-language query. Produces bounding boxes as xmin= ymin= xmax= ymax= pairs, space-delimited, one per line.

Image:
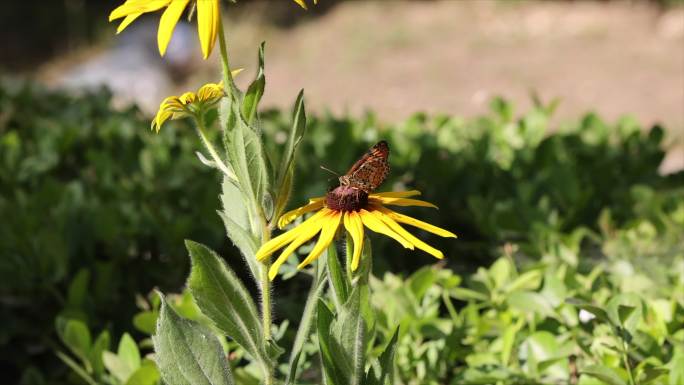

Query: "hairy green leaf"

xmin=185 ymin=240 xmax=272 ymax=370
xmin=152 ymin=294 xmax=234 ymax=385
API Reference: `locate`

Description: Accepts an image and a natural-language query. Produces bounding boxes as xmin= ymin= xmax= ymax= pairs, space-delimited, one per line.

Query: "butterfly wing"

xmin=339 ymin=141 xmax=390 ymax=192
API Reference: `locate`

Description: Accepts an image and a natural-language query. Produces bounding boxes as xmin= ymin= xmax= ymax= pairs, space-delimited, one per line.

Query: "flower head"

xmin=256 ymin=186 xmax=457 ymax=280
xmin=152 ymin=80 xmax=225 ymax=132
xmin=109 ymin=0 xmax=317 ymax=59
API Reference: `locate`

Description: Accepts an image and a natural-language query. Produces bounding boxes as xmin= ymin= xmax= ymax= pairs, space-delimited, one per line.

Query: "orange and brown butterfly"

xmin=338 ymin=140 xmax=390 ymax=193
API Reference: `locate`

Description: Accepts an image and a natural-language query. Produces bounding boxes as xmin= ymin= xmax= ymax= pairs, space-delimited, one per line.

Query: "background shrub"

xmin=1 ymin=81 xmax=682 ymax=383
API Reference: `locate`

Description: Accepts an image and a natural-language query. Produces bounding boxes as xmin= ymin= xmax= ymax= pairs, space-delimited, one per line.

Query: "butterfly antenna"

xmin=320 ymin=165 xmax=340 ymax=177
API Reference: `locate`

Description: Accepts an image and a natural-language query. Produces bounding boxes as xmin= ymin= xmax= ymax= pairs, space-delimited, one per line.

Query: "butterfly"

xmin=338 ymin=140 xmax=390 ymax=193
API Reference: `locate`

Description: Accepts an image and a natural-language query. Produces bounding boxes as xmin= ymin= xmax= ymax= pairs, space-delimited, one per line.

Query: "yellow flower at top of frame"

xmin=109 ymin=0 xmax=319 ymax=59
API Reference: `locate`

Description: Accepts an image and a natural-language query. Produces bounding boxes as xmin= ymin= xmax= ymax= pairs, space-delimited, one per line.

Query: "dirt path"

xmin=225 ymin=1 xmax=683 ymax=171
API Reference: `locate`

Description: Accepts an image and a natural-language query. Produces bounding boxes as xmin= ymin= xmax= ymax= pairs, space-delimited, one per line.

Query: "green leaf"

xmin=185 ymin=240 xmax=271 ymax=369
xmin=408 ymin=266 xmax=438 ymax=300
xmin=566 ymin=298 xmax=611 ymax=324
xmin=450 ymin=287 xmax=489 ymax=301
xmin=67 ymin=268 xmax=90 ymax=308
xmin=336 ymin=286 xmax=366 ymax=385
xmin=124 ymin=361 xmax=160 ymax=385
xmin=62 ymin=319 xmax=91 ymax=363
xmin=219 ymin=177 xmax=260 ymax=279
xmin=103 ymin=352 xmax=133 ymax=383
xmin=317 ymin=300 xmax=349 ymax=385
xmin=327 ymin=244 xmax=350 ymax=308
xmin=221 ymin=98 xmax=271 ymax=220
xmin=133 ymin=311 xmax=158 ymax=335
xmin=607 ymin=293 xmax=643 ymax=334
xmin=507 ymin=291 xmax=554 ymax=316
xmin=89 ymin=330 xmax=110 ymax=377
xmin=274 ymin=90 xmax=306 ymax=219
xmin=152 ymin=294 xmax=235 ymax=385
xmin=581 ymin=365 xmax=627 ymax=385
xmin=506 ymin=269 xmax=543 ymax=293
xmin=637 ymin=366 xmax=667 ymax=384
xmin=376 ymin=327 xmax=399 ymax=385
xmin=118 ymin=333 xmax=141 ymax=373
xmin=285 ymin=259 xmax=326 ymax=385
xmin=489 ymin=257 xmax=513 ymax=289
xmin=242 ymin=42 xmax=265 ymax=125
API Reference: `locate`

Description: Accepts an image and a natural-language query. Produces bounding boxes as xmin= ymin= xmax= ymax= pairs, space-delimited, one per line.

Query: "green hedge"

xmin=1 ymin=82 xmax=682 ymax=384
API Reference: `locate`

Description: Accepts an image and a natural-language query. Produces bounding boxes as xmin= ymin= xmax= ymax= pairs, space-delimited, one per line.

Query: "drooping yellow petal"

xmin=370 ymin=190 xmax=422 ymax=199
xmin=256 ymin=209 xmax=329 ymax=261
xmin=380 ymin=207 xmax=457 ymax=238
xmin=109 ymin=0 xmax=170 ymax=21
xmin=157 ymin=0 xmax=190 ymax=56
xmin=343 ymin=211 xmax=365 ymax=271
xmin=369 ymin=196 xmax=437 ymax=209
xmin=151 ymin=109 xmax=173 ymax=132
xmin=196 ymin=0 xmax=219 ymax=59
xmin=359 ymin=209 xmax=414 ymax=250
xmin=297 ymin=212 xmax=342 ymax=269
xmin=278 ymin=199 xmax=325 ymax=229
xmin=116 ymin=13 xmax=143 ymax=34
xmin=371 ymin=210 xmax=445 ymax=259
xmin=269 ymin=215 xmax=326 ymax=280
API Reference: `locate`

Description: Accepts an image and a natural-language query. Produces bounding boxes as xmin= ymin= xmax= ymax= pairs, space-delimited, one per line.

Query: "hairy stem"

xmin=217 ymin=10 xmax=272 ymax=385
xmin=217 ymin=15 xmax=234 ymax=98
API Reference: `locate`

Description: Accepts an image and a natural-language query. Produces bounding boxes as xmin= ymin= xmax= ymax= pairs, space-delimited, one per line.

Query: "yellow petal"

xmin=369 ymin=196 xmax=437 ymax=209
xmin=110 ymin=0 xmax=170 ymax=21
xmin=278 ymin=199 xmax=325 ymax=229
xmin=359 ymin=209 xmax=414 ymax=250
xmin=343 ymin=211 xmax=365 ymax=271
xmin=292 ymin=0 xmax=308 ymax=9
xmin=157 ymin=0 xmax=189 ymax=56
xmin=116 ymin=13 xmax=143 ymax=34
xmin=256 ymin=209 xmax=329 ymax=261
xmin=370 ymin=190 xmax=422 ymax=199
xmin=196 ymin=0 xmax=219 ymax=59
xmin=196 ymin=82 xmax=224 ymax=101
xmin=269 ymin=215 xmax=326 ymax=280
xmin=371 ymin=210 xmax=445 ymax=259
xmin=297 ymin=212 xmax=342 ymax=269
xmin=151 ymin=109 xmax=173 ymax=132
xmin=178 ymin=91 xmax=196 ymax=105
xmin=379 ymin=207 xmax=457 ymax=238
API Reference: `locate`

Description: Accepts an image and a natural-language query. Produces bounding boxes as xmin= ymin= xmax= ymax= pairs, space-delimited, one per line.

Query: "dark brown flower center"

xmin=326 ymin=185 xmax=368 ymax=212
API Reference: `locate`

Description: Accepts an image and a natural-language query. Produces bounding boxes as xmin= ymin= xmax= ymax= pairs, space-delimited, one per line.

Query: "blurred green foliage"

xmin=0 ymin=82 xmax=225 ymax=382
xmin=1 ymin=82 xmax=682 ymax=384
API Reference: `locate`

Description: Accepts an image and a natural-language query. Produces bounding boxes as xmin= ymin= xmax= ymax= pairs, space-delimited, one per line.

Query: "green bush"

xmin=0 ymin=82 xmax=225 ymax=382
xmin=1 ymin=81 xmax=682 ymax=384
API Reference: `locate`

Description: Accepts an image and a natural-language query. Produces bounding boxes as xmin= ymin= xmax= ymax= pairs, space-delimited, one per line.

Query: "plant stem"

xmin=216 ymin=11 xmax=272 ymax=385
xmin=259 ymin=224 xmax=274 ymax=385
xmin=194 ymin=117 xmax=236 ymax=181
xmin=217 ymin=15 xmax=234 ymax=98
xmin=622 ymin=340 xmax=636 ymax=385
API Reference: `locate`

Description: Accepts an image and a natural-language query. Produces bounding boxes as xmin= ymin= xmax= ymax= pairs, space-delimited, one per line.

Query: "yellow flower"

xmin=151 ymin=80 xmax=224 ymax=132
xmin=256 ymin=186 xmax=457 ymax=280
xmin=109 ymin=0 xmax=317 ymax=59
